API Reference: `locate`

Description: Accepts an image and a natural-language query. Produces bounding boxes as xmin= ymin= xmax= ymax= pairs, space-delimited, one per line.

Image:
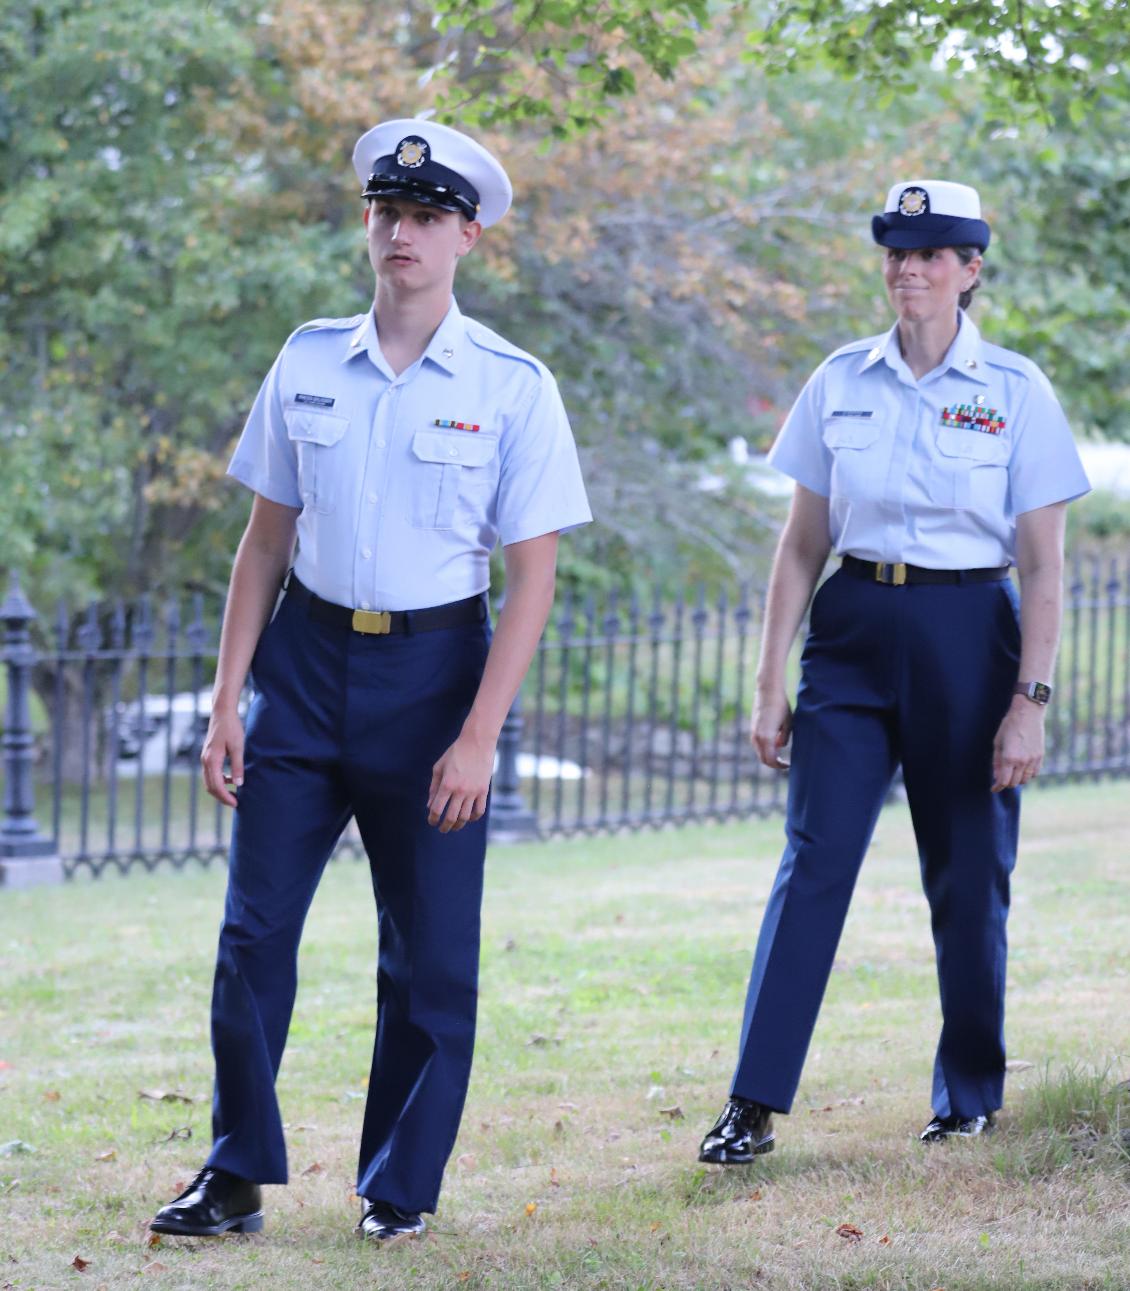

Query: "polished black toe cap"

xmin=150 ymin=1166 xmax=263 ymax=1236
xmin=699 ymin=1096 xmax=775 ymax=1164
xmin=358 ymin=1199 xmax=426 ymax=1243
xmin=920 ymin=1112 xmax=995 ymax=1142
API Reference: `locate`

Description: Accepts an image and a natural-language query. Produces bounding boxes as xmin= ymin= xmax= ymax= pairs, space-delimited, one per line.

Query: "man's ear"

xmin=457 ymin=219 xmax=483 ymax=258
xmin=363 ymin=203 xmax=371 ymax=230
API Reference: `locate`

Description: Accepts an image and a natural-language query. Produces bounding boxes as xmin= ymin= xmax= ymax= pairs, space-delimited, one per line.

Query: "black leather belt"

xmin=287 ymin=574 xmax=487 ymax=636
xmin=841 ymin=555 xmax=1010 ymax=586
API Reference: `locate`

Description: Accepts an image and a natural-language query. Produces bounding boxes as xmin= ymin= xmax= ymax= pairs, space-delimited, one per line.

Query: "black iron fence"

xmin=2 ymin=552 xmax=1129 ymax=882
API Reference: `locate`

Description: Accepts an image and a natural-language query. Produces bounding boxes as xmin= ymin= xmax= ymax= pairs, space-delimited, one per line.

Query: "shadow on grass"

xmin=992 ymin=1062 xmax=1130 ymax=1180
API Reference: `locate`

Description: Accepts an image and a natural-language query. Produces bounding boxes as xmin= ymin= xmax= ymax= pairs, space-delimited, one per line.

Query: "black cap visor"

xmin=872 ymin=212 xmax=990 ymax=251
xmin=362 ymin=158 xmax=481 ymax=222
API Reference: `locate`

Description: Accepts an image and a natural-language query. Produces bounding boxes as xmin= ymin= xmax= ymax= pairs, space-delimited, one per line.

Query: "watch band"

xmin=1014 ymin=681 xmax=1052 ymax=705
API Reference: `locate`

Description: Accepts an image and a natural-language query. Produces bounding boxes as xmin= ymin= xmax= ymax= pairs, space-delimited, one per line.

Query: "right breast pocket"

xmin=821 ymin=418 xmax=883 ymax=500
xmin=284 ymin=409 xmax=349 ymax=515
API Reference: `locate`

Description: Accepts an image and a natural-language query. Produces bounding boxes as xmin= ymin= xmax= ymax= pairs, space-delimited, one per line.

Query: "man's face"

xmin=364 ymin=197 xmax=481 ymax=293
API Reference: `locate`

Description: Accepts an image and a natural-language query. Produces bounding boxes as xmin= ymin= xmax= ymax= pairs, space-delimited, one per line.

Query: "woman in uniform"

xmin=699 ymin=180 xmax=1090 ymax=1162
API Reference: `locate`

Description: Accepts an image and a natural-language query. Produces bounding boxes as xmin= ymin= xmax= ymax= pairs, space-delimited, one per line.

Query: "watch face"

xmin=1031 ymin=682 xmax=1052 ymax=705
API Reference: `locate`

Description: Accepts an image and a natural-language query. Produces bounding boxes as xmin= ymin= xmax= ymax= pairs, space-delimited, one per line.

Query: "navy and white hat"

xmin=871 ymin=180 xmax=990 ymax=251
xmin=352 ymin=119 xmax=512 ymax=227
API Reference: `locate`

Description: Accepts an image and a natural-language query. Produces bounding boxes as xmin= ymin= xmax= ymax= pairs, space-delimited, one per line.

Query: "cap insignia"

xmin=396 ymin=137 xmax=429 ymax=169
xmin=897 ymin=186 xmax=929 ymax=217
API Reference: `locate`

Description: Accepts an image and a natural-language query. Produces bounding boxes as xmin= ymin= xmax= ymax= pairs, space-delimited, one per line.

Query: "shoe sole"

xmin=357 ymin=1228 xmax=423 ymax=1247
xmin=150 ymin=1212 xmax=264 ymax=1236
xmin=698 ymin=1135 xmax=775 ymax=1165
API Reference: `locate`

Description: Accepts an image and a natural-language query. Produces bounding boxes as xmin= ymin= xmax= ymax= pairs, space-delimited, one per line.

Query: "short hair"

xmin=953 ymin=245 xmax=983 ymax=311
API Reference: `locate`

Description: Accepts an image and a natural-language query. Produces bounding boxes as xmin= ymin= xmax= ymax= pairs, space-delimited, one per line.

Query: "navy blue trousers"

xmin=205 ymin=589 xmax=491 ymax=1214
xmin=732 ymin=568 xmax=1021 ymax=1119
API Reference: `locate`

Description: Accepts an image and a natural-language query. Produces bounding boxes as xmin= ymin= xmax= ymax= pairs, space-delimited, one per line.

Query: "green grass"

xmin=2 ymin=783 xmax=1129 ymax=1289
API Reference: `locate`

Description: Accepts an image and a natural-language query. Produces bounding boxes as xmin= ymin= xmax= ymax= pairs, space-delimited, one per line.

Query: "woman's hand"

xmin=991 ymin=697 xmax=1046 ymax=792
xmin=751 ymin=688 xmax=794 ymax=770
xmin=201 ymin=705 xmax=246 ymax=807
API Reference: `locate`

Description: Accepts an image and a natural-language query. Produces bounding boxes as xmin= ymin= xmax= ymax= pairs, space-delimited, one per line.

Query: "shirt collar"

xmin=858 ymin=310 xmax=990 ymax=386
xmin=342 ymin=298 xmax=465 ymax=377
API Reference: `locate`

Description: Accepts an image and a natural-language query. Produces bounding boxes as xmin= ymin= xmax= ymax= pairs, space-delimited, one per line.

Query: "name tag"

xmin=831 ymin=410 xmax=873 ymax=418
xmin=294 ymin=393 xmax=336 ymax=409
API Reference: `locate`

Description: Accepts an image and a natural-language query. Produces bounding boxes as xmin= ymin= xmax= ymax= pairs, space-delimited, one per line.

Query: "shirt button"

xmin=360 ymin=601 xmax=371 ymax=610
xmin=448 ymin=447 xmax=458 ymax=457
xmin=367 ymin=492 xmax=378 ymax=504
xmin=377 ymin=439 xmax=386 ymax=448
xmin=361 ymin=547 xmax=372 ymax=559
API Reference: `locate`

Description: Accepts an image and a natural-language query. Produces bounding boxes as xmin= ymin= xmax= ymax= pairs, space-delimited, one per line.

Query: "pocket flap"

xmin=412 ymin=429 xmax=499 ymax=467
xmin=284 ymin=409 xmax=348 ymax=447
xmin=935 ymin=429 xmax=1008 ymax=463
xmin=822 ymin=421 xmax=879 ymax=450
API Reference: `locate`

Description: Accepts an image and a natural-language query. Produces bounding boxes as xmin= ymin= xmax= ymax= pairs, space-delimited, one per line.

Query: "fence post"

xmin=490 ymin=686 xmax=538 ymax=841
xmin=1 ymin=573 xmax=62 ymax=887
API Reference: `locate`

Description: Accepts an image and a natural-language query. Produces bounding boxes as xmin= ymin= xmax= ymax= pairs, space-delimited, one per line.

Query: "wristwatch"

xmin=1014 ymin=681 xmax=1052 ymax=705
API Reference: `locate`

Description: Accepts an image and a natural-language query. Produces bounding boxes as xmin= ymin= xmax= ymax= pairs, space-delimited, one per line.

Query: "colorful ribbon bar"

xmin=940 ymin=404 xmax=1006 ymax=435
xmin=434 ymin=419 xmax=481 ymax=432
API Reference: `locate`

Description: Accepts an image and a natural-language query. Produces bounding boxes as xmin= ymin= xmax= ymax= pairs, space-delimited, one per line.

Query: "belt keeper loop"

xmin=403 ymin=609 xmax=414 ymax=636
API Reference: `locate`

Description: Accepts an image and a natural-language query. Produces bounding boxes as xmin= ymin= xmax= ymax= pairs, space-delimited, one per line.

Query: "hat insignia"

xmin=897 ymin=186 xmax=929 ymax=217
xmin=396 ymin=137 xmax=428 ymax=169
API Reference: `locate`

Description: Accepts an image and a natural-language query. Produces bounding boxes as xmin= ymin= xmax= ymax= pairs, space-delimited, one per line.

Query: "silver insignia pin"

xmin=442 ymin=347 xmax=454 ymax=359
xmin=868 ymin=347 xmax=881 ymax=361
xmin=965 ymin=359 xmax=978 ymax=369
xmin=975 ymin=394 xmax=986 ymax=405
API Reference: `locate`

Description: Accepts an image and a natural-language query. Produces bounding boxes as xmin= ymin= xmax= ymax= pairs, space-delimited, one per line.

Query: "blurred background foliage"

xmin=1 ymin=0 xmax=1127 ymax=610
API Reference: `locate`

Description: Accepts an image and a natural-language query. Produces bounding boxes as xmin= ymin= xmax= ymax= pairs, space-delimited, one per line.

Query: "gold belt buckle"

xmin=352 ymin=608 xmax=392 ymax=635
xmin=875 ymin=562 xmax=907 ymax=586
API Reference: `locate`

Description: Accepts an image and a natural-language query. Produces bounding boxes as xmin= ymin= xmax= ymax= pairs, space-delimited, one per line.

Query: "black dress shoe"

xmin=920 ymin=1113 xmax=995 ymax=1142
xmin=358 ymin=1199 xmax=426 ymax=1244
xmin=698 ymin=1096 xmax=775 ymax=1164
xmin=150 ymin=1166 xmax=263 ymax=1236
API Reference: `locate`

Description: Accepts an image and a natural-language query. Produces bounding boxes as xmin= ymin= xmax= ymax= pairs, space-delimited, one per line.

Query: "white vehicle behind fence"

xmin=108 ymin=689 xmax=222 ymax=776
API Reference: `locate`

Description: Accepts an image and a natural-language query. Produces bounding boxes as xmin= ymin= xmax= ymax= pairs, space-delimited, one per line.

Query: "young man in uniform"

xmin=150 ymin=119 xmax=591 ymax=1243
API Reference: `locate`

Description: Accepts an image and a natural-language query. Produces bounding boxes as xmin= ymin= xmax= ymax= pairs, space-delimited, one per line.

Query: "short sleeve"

xmin=1008 ymin=363 xmax=1091 ymax=514
xmin=496 ymin=370 xmax=592 ymax=545
xmin=766 ymin=365 xmax=833 ymax=497
xmin=227 ymin=348 xmax=303 ymax=508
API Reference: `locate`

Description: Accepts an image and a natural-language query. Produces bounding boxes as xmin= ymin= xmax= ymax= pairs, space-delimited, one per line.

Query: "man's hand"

xmin=992 ymin=698 xmax=1046 ymax=792
xmin=428 ymin=728 xmax=496 ymax=832
xmin=751 ymin=687 xmax=793 ymax=770
xmin=201 ymin=707 xmax=246 ymax=808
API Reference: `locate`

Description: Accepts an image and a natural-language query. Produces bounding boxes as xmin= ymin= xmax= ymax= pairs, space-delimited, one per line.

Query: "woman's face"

xmin=883 ymin=246 xmax=981 ymax=324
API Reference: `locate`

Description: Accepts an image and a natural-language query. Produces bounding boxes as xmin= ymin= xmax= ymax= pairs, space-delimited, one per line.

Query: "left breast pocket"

xmin=931 ymin=430 xmax=1010 ymax=511
xmin=409 ymin=429 xmax=499 ymax=529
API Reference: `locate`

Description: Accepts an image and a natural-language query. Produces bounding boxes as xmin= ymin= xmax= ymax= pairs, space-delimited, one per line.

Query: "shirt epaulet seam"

xmin=464 ymin=321 xmax=544 ymax=375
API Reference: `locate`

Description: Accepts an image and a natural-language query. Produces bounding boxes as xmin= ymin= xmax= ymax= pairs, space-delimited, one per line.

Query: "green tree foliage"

xmin=431 ymin=0 xmax=1130 ymax=134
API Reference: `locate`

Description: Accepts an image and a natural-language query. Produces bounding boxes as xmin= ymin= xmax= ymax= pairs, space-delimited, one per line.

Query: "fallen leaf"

xmin=309 ymin=1256 xmax=323 ymax=1265
xmin=748 ymin=1189 xmax=763 ymax=1202
xmin=138 ymin=1090 xmax=194 ymax=1104
xmin=525 ymin=1202 xmax=537 ymax=1217
xmin=708 ymin=1049 xmax=719 ymax=1060
xmin=146 ymin=1234 xmax=162 ymax=1250
xmin=549 ymin=1167 xmax=560 ymax=1187
xmin=301 ymin=1162 xmax=324 ymax=1176
xmin=44 ymin=1090 xmax=62 ymax=1102
xmin=456 ymin=1153 xmax=476 ymax=1170
xmin=457 ymin=1273 xmax=472 ymax=1282
xmin=141 ymin=1262 xmax=169 ymax=1275
xmin=835 ymin=1223 xmax=864 ymax=1243
xmin=94 ymin=1150 xmax=116 ymax=1163
xmin=553 ymin=1120 xmax=564 ymax=1135
xmin=614 ymin=913 xmax=625 ymax=923
xmin=878 ymin=1234 xmax=892 ymax=1245
xmin=659 ymin=1105 xmax=684 ymax=1120
xmin=104 ymin=1232 xmax=125 ymax=1244
xmin=503 ymin=938 xmax=517 ymax=951
xmin=72 ymin=1255 xmax=91 ymax=1271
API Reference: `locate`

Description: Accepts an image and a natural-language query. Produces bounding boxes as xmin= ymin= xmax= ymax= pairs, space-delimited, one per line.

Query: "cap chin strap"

xmin=363 ymin=172 xmax=480 ymax=222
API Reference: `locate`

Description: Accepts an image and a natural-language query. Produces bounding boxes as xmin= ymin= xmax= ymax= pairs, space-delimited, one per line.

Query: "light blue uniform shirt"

xmin=229 ymin=300 xmax=592 ymax=611
xmin=768 ymin=312 xmax=1091 ymax=568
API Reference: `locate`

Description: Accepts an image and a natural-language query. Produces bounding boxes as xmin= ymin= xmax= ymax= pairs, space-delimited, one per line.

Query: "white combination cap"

xmin=352 ymin=118 xmax=512 ymax=227
xmin=872 ymin=179 xmax=990 ymax=251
